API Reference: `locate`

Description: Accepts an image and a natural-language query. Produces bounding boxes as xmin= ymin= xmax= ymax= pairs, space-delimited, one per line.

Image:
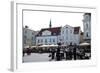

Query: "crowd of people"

xmin=49 ymin=43 xmax=91 ymax=61
xmin=23 ymin=42 xmax=91 ymax=61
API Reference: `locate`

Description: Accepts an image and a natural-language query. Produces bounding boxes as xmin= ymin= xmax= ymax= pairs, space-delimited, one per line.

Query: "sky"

xmin=23 ymin=10 xmax=84 ymax=31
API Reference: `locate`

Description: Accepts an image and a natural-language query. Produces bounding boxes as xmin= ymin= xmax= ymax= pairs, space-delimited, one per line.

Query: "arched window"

xmin=45 ymin=39 xmax=47 ymax=43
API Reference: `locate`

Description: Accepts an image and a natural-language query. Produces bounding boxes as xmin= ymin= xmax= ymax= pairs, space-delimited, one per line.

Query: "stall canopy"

xmin=79 ymin=42 xmax=90 ymax=46
xmin=39 ymin=44 xmax=58 ymax=48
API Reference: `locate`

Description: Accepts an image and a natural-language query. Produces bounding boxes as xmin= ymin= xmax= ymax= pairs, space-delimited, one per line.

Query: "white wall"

xmin=23 ymin=28 xmax=36 ymax=46
xmin=0 ymin=0 xmax=100 ymax=73
xmin=61 ymin=25 xmax=80 ymax=45
xmin=42 ymin=30 xmax=51 ymax=36
xmin=61 ymin=25 xmax=71 ymax=45
xmin=36 ymin=36 xmax=58 ymax=45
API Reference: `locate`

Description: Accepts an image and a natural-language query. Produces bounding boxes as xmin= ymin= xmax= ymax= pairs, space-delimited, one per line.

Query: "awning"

xmin=79 ymin=42 xmax=90 ymax=46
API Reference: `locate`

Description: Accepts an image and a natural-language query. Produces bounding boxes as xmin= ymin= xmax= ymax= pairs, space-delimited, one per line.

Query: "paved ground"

xmin=23 ymin=52 xmax=90 ymax=63
xmin=23 ymin=53 xmax=51 ymax=63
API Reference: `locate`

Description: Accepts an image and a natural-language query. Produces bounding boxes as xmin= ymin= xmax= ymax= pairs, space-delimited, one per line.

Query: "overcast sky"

xmin=23 ymin=11 xmax=84 ymax=31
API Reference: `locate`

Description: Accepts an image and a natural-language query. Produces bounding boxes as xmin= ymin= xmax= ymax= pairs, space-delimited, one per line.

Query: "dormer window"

xmin=66 ymin=27 xmax=68 ymax=28
xmin=53 ymin=33 xmax=56 ymax=35
xmin=42 ymin=30 xmax=51 ymax=36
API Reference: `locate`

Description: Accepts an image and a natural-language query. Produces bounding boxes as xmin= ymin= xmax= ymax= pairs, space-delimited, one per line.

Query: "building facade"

xmin=83 ymin=13 xmax=91 ymax=43
xmin=61 ymin=25 xmax=81 ymax=45
xmin=36 ymin=23 xmax=81 ymax=45
xmin=36 ymin=27 xmax=61 ymax=45
xmin=23 ymin=26 xmax=37 ymax=47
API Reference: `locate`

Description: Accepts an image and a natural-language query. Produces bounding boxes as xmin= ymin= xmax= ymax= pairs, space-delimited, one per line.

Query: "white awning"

xmin=39 ymin=44 xmax=58 ymax=48
xmin=79 ymin=42 xmax=90 ymax=46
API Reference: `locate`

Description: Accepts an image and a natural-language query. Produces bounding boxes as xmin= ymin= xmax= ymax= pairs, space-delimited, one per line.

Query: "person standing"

xmin=73 ymin=44 xmax=77 ymax=60
xmin=56 ymin=43 xmax=61 ymax=61
xmin=27 ymin=46 xmax=31 ymax=55
xmin=65 ymin=47 xmax=69 ymax=60
xmin=51 ymin=48 xmax=55 ymax=60
xmin=68 ymin=42 xmax=73 ymax=60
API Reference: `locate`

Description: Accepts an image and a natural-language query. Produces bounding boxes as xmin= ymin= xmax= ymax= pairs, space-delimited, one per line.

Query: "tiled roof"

xmin=74 ymin=27 xmax=80 ymax=34
xmin=36 ymin=27 xmax=61 ymax=36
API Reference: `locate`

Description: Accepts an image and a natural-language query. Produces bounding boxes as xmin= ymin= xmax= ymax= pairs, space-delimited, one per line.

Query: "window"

xmin=32 ymin=37 xmax=33 ymax=40
xmin=38 ymin=39 xmax=40 ymax=43
xmin=66 ymin=27 xmax=68 ymax=28
xmin=66 ymin=36 xmax=68 ymax=40
xmin=24 ymin=36 xmax=27 ymax=40
xmin=70 ymin=30 xmax=72 ymax=33
xmin=41 ymin=39 xmax=43 ymax=43
xmin=24 ymin=40 xmax=26 ymax=44
xmin=53 ymin=39 xmax=55 ymax=42
xmin=50 ymin=38 xmax=51 ymax=42
xmin=53 ymin=33 xmax=56 ymax=35
xmin=32 ymin=32 xmax=34 ymax=35
xmin=45 ymin=39 xmax=47 ymax=43
xmin=70 ymin=36 xmax=72 ymax=40
xmin=66 ymin=29 xmax=68 ymax=34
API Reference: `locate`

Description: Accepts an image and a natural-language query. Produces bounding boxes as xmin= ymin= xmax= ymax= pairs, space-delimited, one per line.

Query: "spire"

xmin=49 ymin=19 xmax=52 ymax=28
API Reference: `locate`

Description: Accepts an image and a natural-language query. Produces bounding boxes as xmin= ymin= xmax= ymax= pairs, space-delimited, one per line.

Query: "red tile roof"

xmin=36 ymin=26 xmax=80 ymax=36
xmin=36 ymin=27 xmax=61 ymax=36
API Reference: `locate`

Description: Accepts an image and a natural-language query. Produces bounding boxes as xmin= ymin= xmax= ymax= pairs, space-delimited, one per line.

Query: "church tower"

xmin=49 ymin=19 xmax=52 ymax=28
xmin=83 ymin=13 xmax=91 ymax=43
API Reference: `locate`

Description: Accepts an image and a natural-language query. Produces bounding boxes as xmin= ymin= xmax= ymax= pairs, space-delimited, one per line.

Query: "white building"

xmin=23 ymin=26 xmax=38 ymax=47
xmin=36 ymin=20 xmax=81 ymax=45
xmin=83 ymin=13 xmax=91 ymax=43
xmin=36 ymin=27 xmax=61 ymax=45
xmin=61 ymin=25 xmax=81 ymax=45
